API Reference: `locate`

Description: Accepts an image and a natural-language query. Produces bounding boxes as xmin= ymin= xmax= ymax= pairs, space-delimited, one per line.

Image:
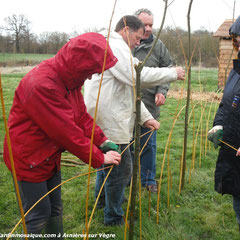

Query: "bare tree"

xmin=3 ymin=14 xmax=31 ymax=53
xmin=38 ymin=31 xmax=69 ymax=54
xmin=22 ymin=19 xmax=34 ymax=53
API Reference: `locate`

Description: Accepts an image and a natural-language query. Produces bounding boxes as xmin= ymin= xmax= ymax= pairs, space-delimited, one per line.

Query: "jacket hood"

xmin=54 ymin=32 xmax=118 ymax=90
xmin=229 ymin=16 xmax=240 ymax=36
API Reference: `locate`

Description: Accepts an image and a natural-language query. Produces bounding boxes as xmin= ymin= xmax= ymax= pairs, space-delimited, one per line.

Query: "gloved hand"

xmin=207 ymin=125 xmax=223 ymax=149
xmin=100 ymin=140 xmax=121 ymax=153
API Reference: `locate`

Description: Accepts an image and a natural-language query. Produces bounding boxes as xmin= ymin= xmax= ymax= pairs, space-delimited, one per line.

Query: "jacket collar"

xmin=140 ymin=34 xmax=154 ymax=44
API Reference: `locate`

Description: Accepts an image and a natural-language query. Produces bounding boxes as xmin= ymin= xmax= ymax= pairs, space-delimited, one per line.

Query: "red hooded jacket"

xmin=3 ymin=32 xmax=118 ymax=182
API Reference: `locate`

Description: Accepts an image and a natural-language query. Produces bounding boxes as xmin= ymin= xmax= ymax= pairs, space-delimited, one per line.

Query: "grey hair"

xmin=134 ymin=8 xmax=153 ymax=17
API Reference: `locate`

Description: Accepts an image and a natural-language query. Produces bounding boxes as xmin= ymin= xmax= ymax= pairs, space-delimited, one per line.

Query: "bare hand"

xmin=104 ymin=151 xmax=121 ymax=165
xmin=155 ymin=93 xmax=165 ymax=106
xmin=143 ymin=119 xmax=160 ymax=130
xmin=236 ymin=147 xmax=240 ymax=156
xmin=175 ymin=67 xmax=185 ymax=80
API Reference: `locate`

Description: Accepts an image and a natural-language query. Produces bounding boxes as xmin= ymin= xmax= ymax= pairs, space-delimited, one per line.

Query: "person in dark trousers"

xmin=133 ymin=8 xmax=173 ymax=193
xmin=3 ymin=33 xmax=121 ymax=239
xmin=85 ymin=15 xmax=185 ymax=226
xmin=208 ymin=16 xmax=240 ymax=232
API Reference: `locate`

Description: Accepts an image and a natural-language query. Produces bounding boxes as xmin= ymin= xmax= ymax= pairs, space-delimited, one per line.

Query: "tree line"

xmin=0 ymin=14 xmax=219 ymax=67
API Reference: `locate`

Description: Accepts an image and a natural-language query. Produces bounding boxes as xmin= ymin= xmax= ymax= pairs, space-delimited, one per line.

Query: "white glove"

xmin=208 ymin=125 xmax=223 ymax=135
xmin=208 ymin=125 xmax=223 ymax=149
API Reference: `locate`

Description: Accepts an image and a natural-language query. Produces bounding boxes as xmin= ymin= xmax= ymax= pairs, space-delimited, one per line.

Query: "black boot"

xmin=22 ymin=220 xmax=46 ymax=240
xmin=45 ymin=216 xmax=64 ymax=239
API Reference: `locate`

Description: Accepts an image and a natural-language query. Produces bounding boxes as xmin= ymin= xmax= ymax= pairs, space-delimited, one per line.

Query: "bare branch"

xmin=3 ymin=14 xmax=32 ymax=53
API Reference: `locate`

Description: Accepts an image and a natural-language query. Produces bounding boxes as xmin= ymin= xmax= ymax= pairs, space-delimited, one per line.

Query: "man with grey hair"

xmin=133 ymin=8 xmax=174 ymax=193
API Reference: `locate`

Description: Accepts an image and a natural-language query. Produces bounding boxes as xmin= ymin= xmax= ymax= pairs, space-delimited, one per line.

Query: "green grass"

xmin=171 ymin=68 xmax=219 ymax=92
xmin=0 ymin=53 xmax=54 ymax=66
xmin=0 ymin=69 xmax=239 ymax=239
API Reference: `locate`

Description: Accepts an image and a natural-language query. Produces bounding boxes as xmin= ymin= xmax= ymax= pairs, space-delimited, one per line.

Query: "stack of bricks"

xmin=213 ymin=19 xmax=238 ymax=89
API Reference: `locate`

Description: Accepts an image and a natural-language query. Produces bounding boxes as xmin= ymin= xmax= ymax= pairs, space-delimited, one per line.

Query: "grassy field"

xmin=0 ymin=68 xmax=239 ymax=239
xmin=0 ymin=53 xmax=54 ymax=67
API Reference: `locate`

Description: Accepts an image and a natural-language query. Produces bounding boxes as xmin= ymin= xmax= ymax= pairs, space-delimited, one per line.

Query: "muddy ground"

xmin=0 ymin=66 xmax=34 ymax=74
xmin=167 ymin=90 xmax=222 ymax=102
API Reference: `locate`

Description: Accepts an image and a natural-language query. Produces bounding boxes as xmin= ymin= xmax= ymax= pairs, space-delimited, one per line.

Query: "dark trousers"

xmin=233 ymin=195 xmax=240 ymax=224
xmin=18 ymin=171 xmax=63 ymax=234
xmin=95 ymin=144 xmax=132 ymax=225
xmin=130 ymin=127 xmax=157 ymax=186
xmin=139 ymin=127 xmax=157 ymax=186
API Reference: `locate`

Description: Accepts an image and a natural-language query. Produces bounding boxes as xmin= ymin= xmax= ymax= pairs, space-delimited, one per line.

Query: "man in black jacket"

xmin=133 ymin=8 xmax=173 ymax=193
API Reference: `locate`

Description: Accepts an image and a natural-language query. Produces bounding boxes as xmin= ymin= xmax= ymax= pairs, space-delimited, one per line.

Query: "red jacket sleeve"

xmin=69 ymin=89 xmax=108 ymax=147
xmin=22 ymin=84 xmax=105 ymax=168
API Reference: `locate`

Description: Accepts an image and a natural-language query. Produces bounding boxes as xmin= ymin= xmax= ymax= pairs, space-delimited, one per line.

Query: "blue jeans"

xmin=95 ymin=169 xmax=105 ymax=205
xmin=233 ymin=195 xmax=240 ymax=224
xmin=139 ymin=127 xmax=157 ymax=187
xmin=18 ymin=171 xmax=63 ymax=234
xmin=95 ymin=144 xmax=132 ymax=225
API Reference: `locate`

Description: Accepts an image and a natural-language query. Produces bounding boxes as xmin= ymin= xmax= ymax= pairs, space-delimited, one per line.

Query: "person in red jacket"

xmin=3 ymin=32 xmax=121 ymax=238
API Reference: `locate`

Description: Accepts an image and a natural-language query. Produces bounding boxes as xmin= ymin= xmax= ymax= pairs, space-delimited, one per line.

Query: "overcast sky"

xmin=0 ymin=0 xmax=238 ymax=36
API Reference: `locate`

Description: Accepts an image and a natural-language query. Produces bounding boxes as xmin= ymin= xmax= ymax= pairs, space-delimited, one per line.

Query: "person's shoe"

xmin=45 ymin=215 xmax=64 ymax=239
xmin=104 ymin=219 xmax=124 ymax=226
xmin=146 ymin=184 xmax=158 ymax=193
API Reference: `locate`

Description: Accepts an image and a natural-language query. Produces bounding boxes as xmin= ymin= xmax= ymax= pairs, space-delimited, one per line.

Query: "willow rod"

xmin=0 ymin=72 xmax=28 ymax=239
xmin=157 ymin=104 xmax=186 ymax=224
xmin=7 ymin=166 xmax=113 ymax=239
xmin=84 ymin=1 xmax=117 ymax=238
